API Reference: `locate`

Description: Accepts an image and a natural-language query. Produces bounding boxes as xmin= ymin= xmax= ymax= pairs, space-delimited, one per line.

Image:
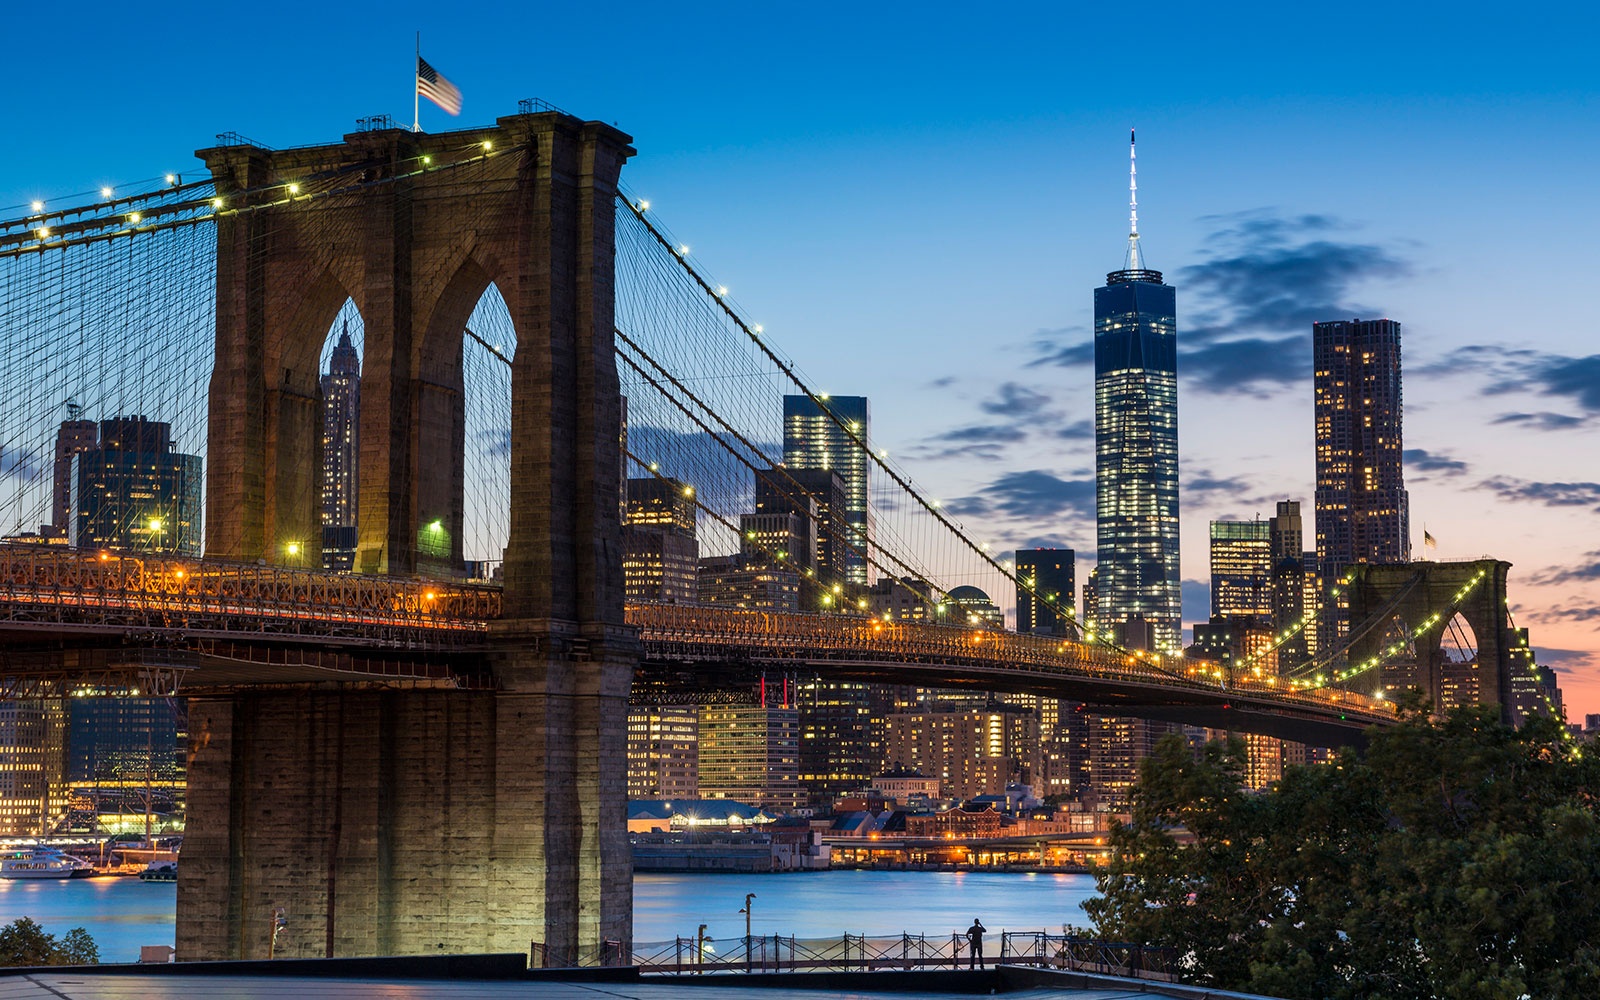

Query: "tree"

xmin=1083 ymin=703 xmax=1600 ymax=999
xmin=0 ymin=918 xmax=100 ymax=967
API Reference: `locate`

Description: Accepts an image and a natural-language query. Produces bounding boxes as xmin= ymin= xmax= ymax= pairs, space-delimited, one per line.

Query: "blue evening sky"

xmin=6 ymin=1 xmax=1599 ymax=713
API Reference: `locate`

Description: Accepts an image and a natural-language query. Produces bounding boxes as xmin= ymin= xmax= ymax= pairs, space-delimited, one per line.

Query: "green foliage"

xmin=0 ymin=917 xmax=100 ymax=967
xmin=1083 ymin=705 xmax=1600 ymax=999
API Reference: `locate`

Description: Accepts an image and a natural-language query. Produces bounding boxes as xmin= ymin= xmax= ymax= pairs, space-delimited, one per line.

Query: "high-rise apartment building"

xmin=1313 ymin=319 xmax=1409 ymax=575
xmin=627 ymin=706 xmax=699 ymax=800
xmin=320 ymin=324 xmax=361 ymax=571
xmin=754 ymin=466 xmax=849 ymax=605
xmin=66 ymin=417 xmax=202 ymax=555
xmin=783 ymin=396 xmax=870 ymax=586
xmin=1094 ymin=133 xmax=1180 ymax=653
xmin=796 ymin=680 xmax=892 ymax=805
xmin=883 ymin=705 xmax=1041 ymax=801
xmin=1015 ymin=548 xmax=1076 ymax=635
xmin=0 ymin=700 xmax=68 ymax=838
xmin=1209 ymin=520 xmax=1271 ymax=619
xmin=1267 ymin=501 xmax=1315 ymax=669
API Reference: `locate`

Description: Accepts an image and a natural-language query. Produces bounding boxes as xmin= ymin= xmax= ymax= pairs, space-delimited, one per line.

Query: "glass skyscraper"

xmin=1093 ymin=134 xmax=1180 ymax=653
xmin=782 ymin=395 xmax=871 ymax=586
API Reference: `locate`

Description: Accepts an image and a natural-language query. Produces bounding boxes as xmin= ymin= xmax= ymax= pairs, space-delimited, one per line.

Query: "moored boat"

xmin=0 ymin=846 xmax=95 ymax=879
xmin=138 ymin=860 xmax=177 ymax=883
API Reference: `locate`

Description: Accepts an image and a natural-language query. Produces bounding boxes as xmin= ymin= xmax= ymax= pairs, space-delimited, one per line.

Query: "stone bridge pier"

xmin=177 ymin=112 xmax=636 ymax=961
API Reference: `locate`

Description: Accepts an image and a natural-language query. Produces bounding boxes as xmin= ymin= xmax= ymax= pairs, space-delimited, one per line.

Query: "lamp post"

xmin=739 ymin=893 xmax=756 ymax=972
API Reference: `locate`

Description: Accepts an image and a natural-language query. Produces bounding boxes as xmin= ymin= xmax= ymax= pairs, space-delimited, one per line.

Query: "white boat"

xmin=0 ymin=847 xmax=95 ymax=879
xmin=139 ymin=860 xmax=177 ymax=883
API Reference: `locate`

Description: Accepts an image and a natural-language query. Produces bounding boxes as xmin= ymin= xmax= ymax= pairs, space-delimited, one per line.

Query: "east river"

xmin=0 ymin=870 xmax=1101 ymax=964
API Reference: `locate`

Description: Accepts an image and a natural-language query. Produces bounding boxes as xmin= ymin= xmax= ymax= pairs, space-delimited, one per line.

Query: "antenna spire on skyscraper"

xmin=1125 ymin=128 xmax=1144 ymax=272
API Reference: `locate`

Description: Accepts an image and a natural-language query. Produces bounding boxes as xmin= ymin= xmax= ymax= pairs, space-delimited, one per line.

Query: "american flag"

xmin=417 ymin=57 xmax=462 ymax=116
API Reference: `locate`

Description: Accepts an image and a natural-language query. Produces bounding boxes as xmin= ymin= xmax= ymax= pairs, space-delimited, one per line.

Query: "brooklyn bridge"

xmin=0 ymin=106 xmax=1544 ymax=962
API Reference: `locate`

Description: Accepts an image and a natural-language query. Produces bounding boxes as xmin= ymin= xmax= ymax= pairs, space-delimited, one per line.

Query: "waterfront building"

xmin=320 ymin=323 xmax=360 ymax=571
xmin=697 ymin=704 xmax=805 ymax=812
xmin=1094 ymin=133 xmax=1180 ymax=654
xmin=1085 ymin=714 xmax=1175 ymax=810
xmin=66 ymin=417 xmax=202 ymax=555
xmin=795 ymin=680 xmax=893 ymax=806
xmin=871 ymin=766 xmax=942 ymax=804
xmin=783 ymin=395 xmax=871 ymax=586
xmin=1314 ymin=318 xmax=1409 ymax=650
xmin=883 ymin=705 xmax=1041 ymax=801
xmin=1210 ymin=520 xmax=1271 ymax=620
xmin=1015 ymin=548 xmax=1076 ymax=635
xmin=0 ymin=700 xmax=68 ymax=838
xmin=627 ymin=706 xmax=699 ymax=800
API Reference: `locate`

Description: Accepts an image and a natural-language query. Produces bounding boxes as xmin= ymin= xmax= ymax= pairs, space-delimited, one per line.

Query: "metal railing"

xmin=532 ymin=932 xmax=1178 ymax=980
xmin=0 ymin=542 xmax=498 ymax=648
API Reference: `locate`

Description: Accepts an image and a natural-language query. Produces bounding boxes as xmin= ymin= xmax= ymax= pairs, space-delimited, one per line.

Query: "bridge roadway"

xmin=0 ymin=544 xmax=1390 ymax=743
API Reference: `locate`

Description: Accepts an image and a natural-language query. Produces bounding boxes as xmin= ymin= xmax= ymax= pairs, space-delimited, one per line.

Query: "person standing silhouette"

xmin=966 ymin=918 xmax=986 ymax=969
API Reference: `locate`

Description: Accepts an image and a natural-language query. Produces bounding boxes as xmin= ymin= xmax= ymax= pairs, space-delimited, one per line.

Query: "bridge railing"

xmin=626 ymin=603 xmax=1390 ymax=721
xmin=0 ymin=542 xmax=499 ymax=647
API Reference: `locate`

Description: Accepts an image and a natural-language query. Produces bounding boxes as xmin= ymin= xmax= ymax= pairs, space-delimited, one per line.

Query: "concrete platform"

xmin=0 ymin=964 xmax=1288 ymax=1000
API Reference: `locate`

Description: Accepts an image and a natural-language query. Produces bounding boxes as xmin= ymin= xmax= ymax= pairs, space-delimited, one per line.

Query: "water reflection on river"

xmin=0 ymin=870 xmax=1099 ymax=964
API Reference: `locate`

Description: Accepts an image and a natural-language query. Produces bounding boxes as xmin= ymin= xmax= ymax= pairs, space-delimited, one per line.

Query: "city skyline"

xmin=1 ymin=2 xmax=1596 ymax=714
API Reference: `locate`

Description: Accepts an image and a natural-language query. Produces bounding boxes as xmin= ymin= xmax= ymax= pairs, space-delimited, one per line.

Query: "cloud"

xmin=1055 ymin=419 xmax=1095 ymax=442
xmin=1530 ymin=647 xmax=1597 ymax=675
xmin=0 ymin=444 xmax=41 ymax=482
xmin=1176 ymin=210 xmax=1412 ymax=396
xmin=1403 ymin=448 xmax=1468 ymax=476
xmin=1479 ymin=478 xmax=1600 ymax=513
xmin=937 ymin=424 xmax=1029 ymax=444
xmin=479 ymin=428 xmax=511 ymax=458
xmin=949 ymin=470 xmax=1097 ymax=522
xmin=1491 ymin=411 xmax=1588 ymax=432
xmin=1530 ymin=551 xmax=1600 ymax=586
xmin=980 ymin=382 xmax=1054 ymax=418
xmin=1529 ymin=354 xmax=1600 ymax=413
xmin=1182 ymin=579 xmax=1211 ymax=623
xmin=1541 ymin=606 xmax=1600 ymax=624
xmin=1184 ymin=469 xmax=1259 ymax=510
xmin=1028 ymin=332 xmax=1094 ymax=369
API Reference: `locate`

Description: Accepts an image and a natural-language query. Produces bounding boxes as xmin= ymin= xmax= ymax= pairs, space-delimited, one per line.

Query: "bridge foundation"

xmin=177 ymin=660 xmax=630 ymax=960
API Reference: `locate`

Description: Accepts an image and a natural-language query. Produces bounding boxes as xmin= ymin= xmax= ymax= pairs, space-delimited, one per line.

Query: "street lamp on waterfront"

xmin=739 ymin=893 xmax=756 ymax=971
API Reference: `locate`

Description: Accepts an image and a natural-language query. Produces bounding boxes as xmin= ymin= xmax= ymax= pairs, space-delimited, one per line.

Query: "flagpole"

xmin=413 ymin=31 xmax=421 ymax=132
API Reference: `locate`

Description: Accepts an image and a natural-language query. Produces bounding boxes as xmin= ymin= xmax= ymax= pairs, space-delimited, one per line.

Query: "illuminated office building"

xmin=698 ymin=704 xmax=804 ymax=812
xmin=623 ymin=476 xmax=698 ymax=603
xmin=66 ymin=417 xmax=202 ymax=555
xmin=0 ymin=700 xmax=68 ymax=838
xmin=783 ymin=396 xmax=870 ymax=585
xmin=1209 ymin=520 xmax=1271 ymax=620
xmin=1093 ymin=133 xmax=1179 ymax=653
xmin=1015 ymin=548 xmax=1076 ymax=635
xmin=883 ymin=705 xmax=1041 ymax=801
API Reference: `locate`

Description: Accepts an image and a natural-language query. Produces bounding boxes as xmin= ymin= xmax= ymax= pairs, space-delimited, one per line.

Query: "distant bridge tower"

xmin=1345 ymin=559 xmax=1513 ymax=722
xmin=181 ymin=112 xmax=635 ymax=961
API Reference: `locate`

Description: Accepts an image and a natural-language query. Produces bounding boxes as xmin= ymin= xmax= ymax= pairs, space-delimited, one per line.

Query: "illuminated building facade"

xmin=1094 ymin=133 xmax=1180 ymax=653
xmin=1314 ymin=318 xmax=1409 ymax=574
xmin=1015 ymin=548 xmax=1076 ymax=635
xmin=697 ymin=554 xmax=801 ymax=611
xmin=320 ymin=324 xmax=361 ymax=571
xmin=796 ymin=680 xmax=892 ymax=805
xmin=627 ymin=705 xmax=699 ymax=800
xmin=783 ymin=395 xmax=871 ymax=586
xmin=1267 ymin=500 xmax=1317 ymax=668
xmin=946 ymin=585 xmax=1004 ymax=629
xmin=1209 ymin=520 xmax=1271 ymax=619
xmin=1085 ymin=714 xmax=1174 ymax=810
xmin=0 ymin=700 xmax=68 ymax=838
xmin=66 ymin=417 xmax=202 ymax=555
xmin=697 ymin=704 xmax=805 ymax=812
xmin=623 ymin=476 xmax=698 ymax=603
xmin=883 ymin=706 xmax=1041 ymax=801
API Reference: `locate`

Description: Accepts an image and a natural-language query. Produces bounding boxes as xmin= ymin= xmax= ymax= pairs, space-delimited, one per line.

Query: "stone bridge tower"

xmin=181 ymin=112 xmax=636 ymax=961
xmin=1344 ymin=559 xmax=1513 ymax=722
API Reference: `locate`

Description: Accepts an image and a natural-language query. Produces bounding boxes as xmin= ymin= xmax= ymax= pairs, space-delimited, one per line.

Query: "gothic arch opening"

xmin=461 ymin=284 xmax=515 ymax=580
xmin=1436 ymin=610 xmax=1482 ymax=711
xmin=316 ymin=299 xmax=364 ymax=571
